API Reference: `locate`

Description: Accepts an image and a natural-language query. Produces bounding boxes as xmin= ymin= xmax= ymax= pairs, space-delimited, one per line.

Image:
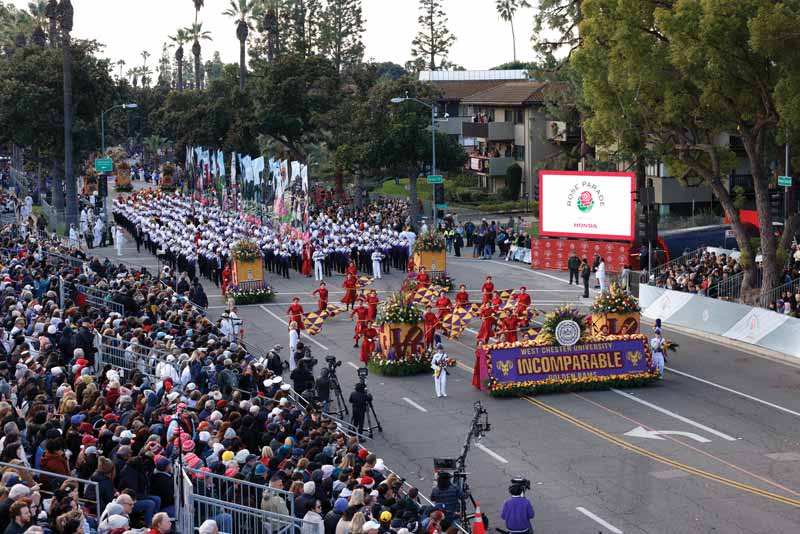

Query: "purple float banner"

xmin=488 ymin=339 xmax=649 ymax=383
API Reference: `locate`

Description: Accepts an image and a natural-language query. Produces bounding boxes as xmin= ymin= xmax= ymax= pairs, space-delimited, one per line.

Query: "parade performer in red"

xmin=435 ymin=289 xmax=453 ymax=323
xmin=350 ymin=300 xmax=369 ymax=348
xmin=346 ymin=260 xmax=358 ymax=277
xmin=476 ymin=305 xmax=496 ymax=346
xmin=423 ymin=304 xmax=438 ymax=348
xmin=407 ymin=258 xmax=415 ymax=274
xmin=365 ymin=289 xmax=380 ymax=322
xmin=360 ymin=321 xmax=378 ymax=364
xmin=480 ymin=276 xmax=494 ymax=306
xmin=455 ymin=283 xmax=470 ymax=308
xmin=500 ymin=314 xmax=519 ymax=343
xmin=416 ymin=266 xmax=431 ymax=286
xmin=491 ymin=290 xmax=504 ymax=311
xmin=341 ymin=273 xmax=358 ymax=310
xmin=221 ymin=263 xmax=232 ymax=296
xmin=286 ymin=297 xmax=305 ymax=330
xmin=301 ymin=243 xmax=312 ymax=277
xmin=514 ymin=286 xmax=532 ymax=326
xmin=312 ymin=281 xmax=328 ymax=312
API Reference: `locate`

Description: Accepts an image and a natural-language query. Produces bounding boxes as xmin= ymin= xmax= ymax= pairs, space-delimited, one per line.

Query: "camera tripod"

xmin=363 ymin=393 xmax=383 ymax=438
xmin=327 ymin=367 xmax=349 ymax=418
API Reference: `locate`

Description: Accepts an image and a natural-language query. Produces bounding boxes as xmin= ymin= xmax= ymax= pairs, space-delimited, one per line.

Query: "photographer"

xmin=290 ymin=357 xmax=316 ymax=394
xmin=266 ymin=344 xmax=284 ymax=376
xmin=430 ymin=471 xmax=466 ymax=525
xmin=316 ymin=368 xmax=332 ymax=414
xmin=500 ymin=483 xmax=535 ymax=534
xmin=349 ymin=382 xmax=371 ymax=433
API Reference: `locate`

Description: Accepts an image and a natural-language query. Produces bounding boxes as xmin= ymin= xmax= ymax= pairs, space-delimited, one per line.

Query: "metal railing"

xmin=0 ymin=461 xmax=101 ymax=515
xmin=74 ymin=283 xmax=125 ymax=316
xmin=707 ymin=271 xmax=745 ymax=301
xmin=44 ymin=249 xmax=86 ymax=271
xmin=756 ymin=277 xmax=800 ymax=311
xmin=184 ymin=465 xmax=295 ymax=517
xmin=96 ymin=334 xmax=179 ymax=384
xmin=647 ymin=246 xmax=706 ymax=284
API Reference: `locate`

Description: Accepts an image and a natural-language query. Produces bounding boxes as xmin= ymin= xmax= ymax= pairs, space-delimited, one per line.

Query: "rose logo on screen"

xmin=577 ymin=190 xmax=595 ymax=213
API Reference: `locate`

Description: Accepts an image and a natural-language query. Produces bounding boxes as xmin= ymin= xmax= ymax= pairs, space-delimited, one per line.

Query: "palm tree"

xmin=186 ymin=22 xmax=212 ymax=90
xmin=58 ymin=0 xmax=77 ymax=227
xmin=253 ymin=0 xmax=282 ymax=61
xmin=495 ymin=0 xmax=530 ymax=63
xmin=140 ymin=50 xmax=151 ymax=87
xmin=116 ymin=59 xmax=126 ymax=80
xmin=191 ymin=0 xmax=205 ymax=88
xmin=169 ymin=28 xmax=189 ymax=91
xmin=143 ymin=135 xmax=168 ymax=168
xmin=27 ymin=1 xmax=48 ymax=26
xmin=127 ymin=67 xmax=138 ymax=87
xmin=45 ymin=0 xmax=57 ymax=48
xmin=223 ymin=0 xmax=254 ymax=92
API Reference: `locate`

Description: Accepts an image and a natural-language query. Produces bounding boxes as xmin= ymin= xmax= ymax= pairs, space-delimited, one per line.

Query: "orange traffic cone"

xmin=473 ymin=502 xmax=486 ymax=534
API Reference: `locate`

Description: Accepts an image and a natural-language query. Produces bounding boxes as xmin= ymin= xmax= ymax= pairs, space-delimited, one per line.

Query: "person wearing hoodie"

xmin=39 ymin=438 xmax=70 ymax=491
xmin=324 ymin=497 xmax=348 ymax=534
xmin=302 ymin=500 xmax=324 ymax=534
xmin=91 ymin=457 xmax=117 ymax=516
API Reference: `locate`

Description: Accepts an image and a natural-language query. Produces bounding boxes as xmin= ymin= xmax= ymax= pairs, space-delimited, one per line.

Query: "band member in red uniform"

xmin=416 ymin=266 xmax=431 ymax=286
xmin=454 ymin=284 xmax=470 ymax=308
xmin=346 ymin=260 xmax=358 ymax=277
xmin=491 ymin=290 xmax=504 ymax=311
xmin=500 ymin=314 xmax=519 ymax=343
xmin=341 ymin=273 xmax=358 ymax=310
xmin=435 ymin=290 xmax=453 ymax=323
xmin=407 ymin=258 xmax=415 ymax=274
xmin=221 ymin=263 xmax=232 ymax=295
xmin=423 ymin=304 xmax=438 ymax=348
xmin=286 ymin=297 xmax=305 ymax=330
xmin=514 ymin=286 xmax=532 ymax=326
xmin=480 ymin=276 xmax=494 ymax=306
xmin=350 ymin=300 xmax=369 ymax=348
xmin=360 ymin=321 xmax=378 ymax=364
xmin=312 ymin=282 xmax=328 ymax=312
xmin=476 ymin=305 xmax=496 ymax=346
xmin=365 ymin=289 xmax=380 ymax=322
xmin=301 ymin=243 xmax=312 ymax=277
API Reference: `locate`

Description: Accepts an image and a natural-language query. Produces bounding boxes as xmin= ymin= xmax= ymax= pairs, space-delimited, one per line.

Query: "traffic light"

xmin=769 ymin=189 xmax=783 ymax=221
xmin=98 ymin=174 xmax=108 ymax=197
xmin=434 ymin=183 xmax=445 ymax=205
xmin=637 ymin=206 xmax=658 ymax=244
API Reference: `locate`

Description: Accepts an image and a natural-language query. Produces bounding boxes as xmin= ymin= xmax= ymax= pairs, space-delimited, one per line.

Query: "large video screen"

xmin=538 ymin=171 xmax=636 ymax=241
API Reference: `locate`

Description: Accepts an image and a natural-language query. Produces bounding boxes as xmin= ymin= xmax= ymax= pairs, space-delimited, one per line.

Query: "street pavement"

xmin=93 ymin=232 xmax=800 ymax=534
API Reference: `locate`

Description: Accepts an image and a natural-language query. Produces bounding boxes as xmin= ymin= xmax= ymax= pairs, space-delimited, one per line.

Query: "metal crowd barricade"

xmin=0 ymin=461 xmax=101 ymax=515
xmin=75 ymin=283 xmax=125 ymax=315
xmin=756 ymin=277 xmax=800 ymax=311
xmin=176 ymin=464 xmax=310 ymax=534
xmin=96 ymin=334 xmax=179 ymax=383
xmin=44 ymin=249 xmax=86 ymax=271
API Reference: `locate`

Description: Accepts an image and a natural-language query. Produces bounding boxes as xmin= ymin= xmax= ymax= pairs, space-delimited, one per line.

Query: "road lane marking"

xmin=576 ymin=507 xmax=623 ymax=534
xmin=476 ymin=443 xmax=509 ymax=464
xmin=347 ymin=362 xmax=360 ymax=370
xmin=524 ymin=396 xmax=800 ymax=508
xmin=402 ymin=397 xmax=428 ymax=412
xmin=667 ymin=367 xmax=800 ymax=419
xmin=611 ymin=389 xmax=737 ymax=441
xmin=624 ymin=426 xmax=711 ymax=443
xmin=259 ymin=305 xmax=330 ymax=351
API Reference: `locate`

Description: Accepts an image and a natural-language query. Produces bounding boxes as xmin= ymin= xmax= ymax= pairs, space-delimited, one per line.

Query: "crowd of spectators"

xmin=0 ymin=223 xmax=468 ymax=534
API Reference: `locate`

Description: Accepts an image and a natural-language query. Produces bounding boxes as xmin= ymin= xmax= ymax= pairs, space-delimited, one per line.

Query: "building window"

xmin=513 ymin=145 xmax=525 ymax=161
xmin=514 ymin=109 xmax=524 ymax=124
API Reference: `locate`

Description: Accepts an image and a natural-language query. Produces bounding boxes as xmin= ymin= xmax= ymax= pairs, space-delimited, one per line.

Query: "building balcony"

xmin=462 ymin=121 xmax=516 ymax=140
xmin=436 ymin=116 xmax=471 ymax=136
xmin=467 ymin=155 xmax=514 ymax=176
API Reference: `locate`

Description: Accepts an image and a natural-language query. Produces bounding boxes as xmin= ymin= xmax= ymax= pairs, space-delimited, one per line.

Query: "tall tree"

xmin=252 ymin=0 xmax=285 ymax=62
xmin=169 ymin=28 xmax=189 ymax=91
xmin=495 ymin=0 xmax=530 ymax=63
xmin=58 ymin=0 xmax=77 ymax=226
xmin=222 ymin=0 xmax=254 ymax=91
xmin=410 ymin=0 xmax=456 ymax=71
xmin=318 ymin=0 xmax=365 ymax=74
xmin=283 ymin=0 xmax=321 ymax=58
xmin=140 ymin=49 xmax=151 ymax=87
xmin=531 ymin=0 xmax=582 ymax=61
xmin=157 ymin=42 xmax=173 ymax=87
xmin=187 ymin=22 xmax=211 ymax=90
xmin=116 ymin=58 xmax=125 ymax=79
xmin=45 ymin=0 xmax=56 ymax=47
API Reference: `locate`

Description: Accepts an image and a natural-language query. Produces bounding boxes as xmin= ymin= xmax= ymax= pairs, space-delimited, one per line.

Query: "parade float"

xmin=159 ymin=163 xmax=177 ymax=191
xmin=115 ymin=161 xmax=132 ymax=192
xmin=227 ymin=240 xmax=275 ymax=305
xmin=476 ymin=298 xmax=658 ymax=397
xmin=412 ymin=232 xmax=446 ymax=275
xmin=370 ymin=290 xmax=431 ymax=376
xmin=589 ymin=283 xmax=641 ymax=335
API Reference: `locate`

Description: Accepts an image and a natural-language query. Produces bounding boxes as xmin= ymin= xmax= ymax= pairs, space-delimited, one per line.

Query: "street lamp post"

xmin=100 ymin=103 xmax=137 ymax=230
xmin=391 ymin=92 xmax=438 ymax=230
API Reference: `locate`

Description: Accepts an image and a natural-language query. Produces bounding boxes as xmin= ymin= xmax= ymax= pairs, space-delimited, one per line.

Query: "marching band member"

xmin=286 ymin=297 xmax=305 ymax=330
xmin=416 ymin=266 xmax=431 ymax=286
xmin=481 ymin=276 xmax=494 ymax=306
xmin=476 ymin=304 xmax=496 ymax=346
xmin=312 ymin=281 xmax=328 ymax=312
xmin=350 ymin=299 xmax=369 ymax=348
xmin=360 ymin=321 xmax=378 ymax=364
xmin=341 ymin=273 xmax=358 ymax=310
xmin=514 ymin=286 xmax=532 ymax=326
xmin=423 ymin=304 xmax=438 ymax=349
xmin=435 ymin=289 xmax=453 ymax=324
xmin=365 ymin=289 xmax=380 ymax=322
xmin=454 ymin=283 xmax=470 ymax=308
xmin=431 ymin=343 xmax=449 ymax=398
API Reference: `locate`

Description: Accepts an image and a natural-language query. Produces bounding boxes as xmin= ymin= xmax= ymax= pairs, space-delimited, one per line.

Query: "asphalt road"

xmin=99 ymin=238 xmax=800 ymax=534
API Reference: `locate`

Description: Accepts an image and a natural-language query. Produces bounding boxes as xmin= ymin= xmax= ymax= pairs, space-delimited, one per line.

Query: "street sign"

xmin=427 ymin=174 xmax=443 ymax=184
xmin=435 ymin=203 xmax=448 ymax=209
xmin=778 ymin=175 xmax=792 ymax=187
xmin=95 ymin=158 xmax=113 ymax=173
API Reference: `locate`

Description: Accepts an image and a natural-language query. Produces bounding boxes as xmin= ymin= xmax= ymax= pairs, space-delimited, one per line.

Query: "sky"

xmin=8 ymin=0 xmax=540 ymax=72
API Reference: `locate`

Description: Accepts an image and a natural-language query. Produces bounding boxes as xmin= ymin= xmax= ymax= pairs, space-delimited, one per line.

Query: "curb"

xmin=640 ymin=316 xmax=800 ymax=370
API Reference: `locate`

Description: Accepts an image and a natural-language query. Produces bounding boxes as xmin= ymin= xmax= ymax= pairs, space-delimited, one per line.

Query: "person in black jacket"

xmin=150 ymin=458 xmax=175 ymax=516
xmin=581 ymin=258 xmax=591 ymax=298
xmin=567 ymin=251 xmax=581 ymax=285
xmin=190 ymin=279 xmax=209 ymax=309
xmin=90 ymin=456 xmax=117 ymax=516
xmin=117 ymin=456 xmax=159 ymax=526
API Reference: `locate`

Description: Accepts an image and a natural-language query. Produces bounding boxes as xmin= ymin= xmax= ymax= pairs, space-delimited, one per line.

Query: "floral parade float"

xmin=412 ymin=232 xmax=446 ymax=275
xmin=475 ymin=296 xmax=658 ymax=397
xmin=227 ymin=240 xmax=275 ymax=305
xmin=159 ymin=163 xmax=177 ymax=191
xmin=589 ymin=282 xmax=641 ymax=335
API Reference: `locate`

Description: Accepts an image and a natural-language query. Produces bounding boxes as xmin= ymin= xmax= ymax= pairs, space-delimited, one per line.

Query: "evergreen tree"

xmin=318 ymin=0 xmax=364 ymax=74
xmin=410 ymin=0 xmax=456 ymax=71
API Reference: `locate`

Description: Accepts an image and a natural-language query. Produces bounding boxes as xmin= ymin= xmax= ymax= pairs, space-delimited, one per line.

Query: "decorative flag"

xmin=280 ymin=160 xmax=289 ymax=189
xmin=230 ymin=152 xmax=236 ymax=184
xmin=217 ymin=151 xmax=225 ymax=177
xmin=252 ymin=156 xmax=265 ymax=186
xmin=301 ymin=164 xmax=309 ymax=192
xmin=291 ymin=161 xmax=301 ymax=184
xmin=356 ymin=276 xmax=374 ymax=288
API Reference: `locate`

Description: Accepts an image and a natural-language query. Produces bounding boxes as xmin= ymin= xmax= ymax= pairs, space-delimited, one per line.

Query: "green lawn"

xmin=375 ymin=178 xmax=432 ymax=200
